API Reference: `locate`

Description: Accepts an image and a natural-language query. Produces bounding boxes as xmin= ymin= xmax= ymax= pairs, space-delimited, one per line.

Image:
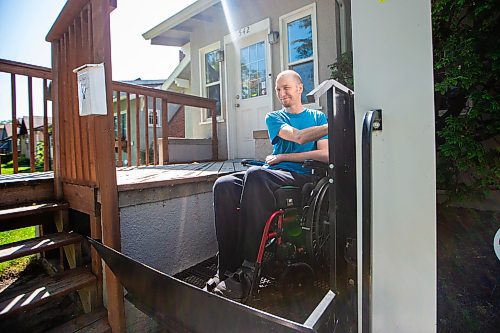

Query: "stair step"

xmin=45 ymin=307 xmax=111 ymax=333
xmin=0 ymin=202 xmax=69 ymax=221
xmin=0 ymin=202 xmax=68 ymax=232
xmin=0 ymin=231 xmax=82 ymax=263
xmin=0 ymin=267 xmax=96 ymax=318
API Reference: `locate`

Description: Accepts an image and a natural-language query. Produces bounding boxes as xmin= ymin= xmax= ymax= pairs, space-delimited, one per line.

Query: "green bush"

xmin=17 ymin=154 xmax=30 ymax=166
xmin=0 ymin=153 xmax=13 ymax=164
xmin=328 ymin=51 xmax=353 ymax=90
xmin=433 ymin=0 xmax=500 ymax=201
xmin=328 ymin=1 xmax=499 ymax=203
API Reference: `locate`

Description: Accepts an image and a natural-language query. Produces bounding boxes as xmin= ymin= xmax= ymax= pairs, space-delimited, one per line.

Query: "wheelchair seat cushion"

xmin=274 ymin=186 xmax=302 ymax=209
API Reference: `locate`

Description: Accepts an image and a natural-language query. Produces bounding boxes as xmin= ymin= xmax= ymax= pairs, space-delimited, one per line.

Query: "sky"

xmin=0 ymin=0 xmax=197 ymax=121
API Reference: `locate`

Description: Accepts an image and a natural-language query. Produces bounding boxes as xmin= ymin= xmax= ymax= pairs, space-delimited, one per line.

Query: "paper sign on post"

xmin=73 ymin=63 xmax=107 ymax=116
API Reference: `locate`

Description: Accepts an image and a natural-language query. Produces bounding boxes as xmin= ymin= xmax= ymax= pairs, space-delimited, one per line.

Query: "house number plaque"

xmin=238 ymin=26 xmax=251 ymax=37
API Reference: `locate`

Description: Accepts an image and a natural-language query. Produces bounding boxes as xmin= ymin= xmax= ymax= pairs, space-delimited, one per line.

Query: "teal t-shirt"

xmin=264 ymin=108 xmax=328 ymax=174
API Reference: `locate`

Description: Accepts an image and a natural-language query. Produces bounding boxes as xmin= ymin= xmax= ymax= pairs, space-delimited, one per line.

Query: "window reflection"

xmin=287 ymin=16 xmax=313 ymax=63
xmin=290 ymin=61 xmax=314 ymax=104
xmin=205 ymin=51 xmax=220 ymax=84
xmin=240 ymin=41 xmax=267 ymax=99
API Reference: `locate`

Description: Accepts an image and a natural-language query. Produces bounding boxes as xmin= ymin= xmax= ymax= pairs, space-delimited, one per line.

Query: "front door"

xmin=226 ymin=21 xmax=272 ymax=159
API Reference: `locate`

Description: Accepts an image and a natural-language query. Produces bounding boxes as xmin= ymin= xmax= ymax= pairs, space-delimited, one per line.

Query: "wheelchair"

xmin=240 ymin=159 xmax=331 ymax=299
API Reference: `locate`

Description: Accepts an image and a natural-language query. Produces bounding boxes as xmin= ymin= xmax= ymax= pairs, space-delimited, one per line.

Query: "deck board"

xmin=116 ymin=160 xmax=246 ymax=192
xmin=0 ymin=160 xmax=249 ymax=193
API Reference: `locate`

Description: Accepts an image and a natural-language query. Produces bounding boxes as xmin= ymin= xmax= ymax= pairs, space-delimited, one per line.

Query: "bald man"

xmin=208 ymin=70 xmax=328 ymax=302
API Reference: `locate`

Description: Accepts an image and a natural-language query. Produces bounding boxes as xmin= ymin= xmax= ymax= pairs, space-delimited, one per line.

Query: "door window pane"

xmin=287 ymin=16 xmax=313 ymax=63
xmin=290 ymin=61 xmax=314 ymax=104
xmin=240 ymin=41 xmax=267 ymax=99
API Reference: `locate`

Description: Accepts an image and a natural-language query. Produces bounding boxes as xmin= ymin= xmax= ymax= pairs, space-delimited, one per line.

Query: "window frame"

xmin=200 ymin=41 xmax=223 ymax=123
xmin=147 ymin=109 xmax=161 ymax=128
xmin=279 ymin=3 xmax=319 ymax=109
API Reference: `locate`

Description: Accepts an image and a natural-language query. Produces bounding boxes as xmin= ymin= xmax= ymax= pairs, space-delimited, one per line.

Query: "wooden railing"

xmin=112 ymin=81 xmax=218 ymax=167
xmin=0 ymin=59 xmax=219 ymax=174
xmin=0 ymin=59 xmax=52 ymax=174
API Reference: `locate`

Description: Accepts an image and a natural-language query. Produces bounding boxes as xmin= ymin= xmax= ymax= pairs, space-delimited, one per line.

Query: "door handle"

xmin=235 ymin=103 xmax=240 ymax=107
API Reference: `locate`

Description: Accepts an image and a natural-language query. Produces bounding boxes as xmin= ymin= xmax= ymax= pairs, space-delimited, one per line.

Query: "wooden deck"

xmin=0 ymin=160 xmax=246 ymax=192
xmin=115 ymin=160 xmax=247 ymax=191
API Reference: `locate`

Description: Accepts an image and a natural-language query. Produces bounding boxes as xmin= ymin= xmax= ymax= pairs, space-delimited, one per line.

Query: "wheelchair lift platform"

xmin=89 ymin=237 xmax=336 ymax=333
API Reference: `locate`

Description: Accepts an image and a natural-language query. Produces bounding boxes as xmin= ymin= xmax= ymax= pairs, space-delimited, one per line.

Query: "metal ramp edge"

xmin=88 ymin=237 xmax=335 ymax=333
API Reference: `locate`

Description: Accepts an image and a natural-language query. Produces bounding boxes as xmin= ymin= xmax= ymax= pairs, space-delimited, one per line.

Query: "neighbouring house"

xmin=113 ymin=78 xmax=192 ymax=166
xmin=143 ymin=0 xmax=352 ymax=160
xmin=0 ymin=123 xmax=13 ymax=154
xmin=18 ymin=116 xmax=53 ymax=159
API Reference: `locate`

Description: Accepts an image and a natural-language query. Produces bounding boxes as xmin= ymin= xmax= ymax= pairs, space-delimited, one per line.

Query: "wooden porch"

xmin=0 ymin=0 xmax=222 ymax=331
xmin=0 ymin=160 xmax=244 ymax=191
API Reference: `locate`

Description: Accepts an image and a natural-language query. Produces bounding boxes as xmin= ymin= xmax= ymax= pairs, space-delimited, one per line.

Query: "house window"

xmin=280 ymin=4 xmax=318 ymax=105
xmin=114 ymin=113 xmax=127 ymax=138
xmin=148 ymin=110 xmax=161 ymax=127
xmin=201 ymin=44 xmax=222 ymax=122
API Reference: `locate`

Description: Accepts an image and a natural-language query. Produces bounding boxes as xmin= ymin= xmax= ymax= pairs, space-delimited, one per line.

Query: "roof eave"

xmin=142 ymin=0 xmax=221 ymax=40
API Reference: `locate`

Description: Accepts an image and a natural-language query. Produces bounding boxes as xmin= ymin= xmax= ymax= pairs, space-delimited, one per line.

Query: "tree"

xmin=433 ymin=0 xmax=499 ymax=201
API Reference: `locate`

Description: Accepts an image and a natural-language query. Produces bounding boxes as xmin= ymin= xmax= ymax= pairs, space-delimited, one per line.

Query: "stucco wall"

xmin=119 ymin=182 xmax=217 ymax=276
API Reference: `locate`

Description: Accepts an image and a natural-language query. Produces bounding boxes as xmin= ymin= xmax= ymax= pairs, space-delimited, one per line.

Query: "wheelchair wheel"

xmin=304 ymin=178 xmax=330 ymax=270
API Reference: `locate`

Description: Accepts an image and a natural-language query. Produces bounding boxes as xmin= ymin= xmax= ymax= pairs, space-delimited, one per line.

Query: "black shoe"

xmin=213 ymin=262 xmax=255 ymax=303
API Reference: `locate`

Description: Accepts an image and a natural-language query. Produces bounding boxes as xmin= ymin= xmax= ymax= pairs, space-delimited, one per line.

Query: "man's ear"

xmin=298 ymin=83 xmax=304 ymax=94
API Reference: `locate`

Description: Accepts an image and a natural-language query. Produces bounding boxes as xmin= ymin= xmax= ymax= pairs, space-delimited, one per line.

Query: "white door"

xmin=226 ymin=25 xmax=272 ymax=159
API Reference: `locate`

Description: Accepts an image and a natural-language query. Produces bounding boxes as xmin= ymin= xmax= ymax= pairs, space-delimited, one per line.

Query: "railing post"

xmin=161 ymin=98 xmax=169 ymax=164
xmin=90 ymin=0 xmax=125 ymax=331
xmin=211 ymin=103 xmax=218 ymax=161
xmin=10 ymin=74 xmax=18 ymax=174
xmin=43 ymin=79 xmax=50 ymax=171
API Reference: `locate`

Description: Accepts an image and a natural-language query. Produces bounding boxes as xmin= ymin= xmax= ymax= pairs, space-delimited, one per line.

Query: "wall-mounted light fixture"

xmin=268 ymin=31 xmax=279 ymax=45
xmin=215 ymin=49 xmax=224 ymax=62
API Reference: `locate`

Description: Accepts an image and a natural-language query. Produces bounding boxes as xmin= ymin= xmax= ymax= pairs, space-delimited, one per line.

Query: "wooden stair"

xmin=0 ymin=188 xmax=105 ymax=331
xmin=45 ymin=307 xmax=111 ymax=333
xmin=0 ymin=231 xmax=82 ymax=262
xmin=0 ymin=202 xmax=70 ymax=232
xmin=0 ymin=267 xmax=96 ymax=318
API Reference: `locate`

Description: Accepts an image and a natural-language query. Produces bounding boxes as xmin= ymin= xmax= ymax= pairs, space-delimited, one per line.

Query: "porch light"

xmin=268 ymin=31 xmax=279 ymax=44
xmin=215 ymin=50 xmax=224 ymax=62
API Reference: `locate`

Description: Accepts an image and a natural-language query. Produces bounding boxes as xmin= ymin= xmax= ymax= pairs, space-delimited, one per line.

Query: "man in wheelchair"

xmin=207 ymin=70 xmax=329 ymax=303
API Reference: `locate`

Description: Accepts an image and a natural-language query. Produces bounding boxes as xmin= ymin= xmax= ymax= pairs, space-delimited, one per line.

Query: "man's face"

xmin=275 ymin=75 xmax=303 ymax=108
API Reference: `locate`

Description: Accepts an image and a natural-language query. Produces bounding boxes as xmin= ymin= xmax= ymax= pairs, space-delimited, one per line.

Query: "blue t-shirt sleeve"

xmin=265 ymin=112 xmax=287 ymax=145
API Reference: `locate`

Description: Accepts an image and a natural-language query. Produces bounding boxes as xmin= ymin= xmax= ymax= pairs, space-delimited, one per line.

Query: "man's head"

xmin=275 ymin=70 xmax=303 ymax=110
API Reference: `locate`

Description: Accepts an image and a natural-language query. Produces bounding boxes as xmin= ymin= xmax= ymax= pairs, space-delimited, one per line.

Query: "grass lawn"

xmin=0 ymin=164 xmax=32 ymax=175
xmin=0 ymin=227 xmax=37 ymax=278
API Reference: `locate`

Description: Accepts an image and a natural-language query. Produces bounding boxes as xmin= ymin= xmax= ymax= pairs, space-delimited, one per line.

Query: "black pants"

xmin=213 ymin=166 xmax=312 ymax=276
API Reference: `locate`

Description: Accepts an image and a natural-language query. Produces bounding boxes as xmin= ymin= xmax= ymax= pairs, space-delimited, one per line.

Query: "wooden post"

xmin=161 ymin=99 xmax=169 ymax=164
xmin=47 ymin=1 xmax=125 ymax=331
xmin=211 ymin=104 xmax=218 ymax=161
xmin=90 ymin=0 xmax=125 ymax=331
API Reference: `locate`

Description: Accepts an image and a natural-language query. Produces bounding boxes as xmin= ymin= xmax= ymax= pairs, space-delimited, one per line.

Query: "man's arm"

xmin=277 ymin=124 xmax=328 ymax=145
xmin=266 ymin=139 xmax=328 ymax=164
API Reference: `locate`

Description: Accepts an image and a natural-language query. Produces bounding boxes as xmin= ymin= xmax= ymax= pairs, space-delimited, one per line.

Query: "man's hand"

xmin=265 ymin=154 xmax=282 ymax=165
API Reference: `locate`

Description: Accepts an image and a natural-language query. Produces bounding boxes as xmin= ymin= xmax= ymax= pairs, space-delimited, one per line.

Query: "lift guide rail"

xmin=88 ymin=237 xmax=335 ymax=333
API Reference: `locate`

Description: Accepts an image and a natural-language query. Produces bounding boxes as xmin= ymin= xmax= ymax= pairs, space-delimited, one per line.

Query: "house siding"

xmin=182 ymin=0 xmax=343 ymax=159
